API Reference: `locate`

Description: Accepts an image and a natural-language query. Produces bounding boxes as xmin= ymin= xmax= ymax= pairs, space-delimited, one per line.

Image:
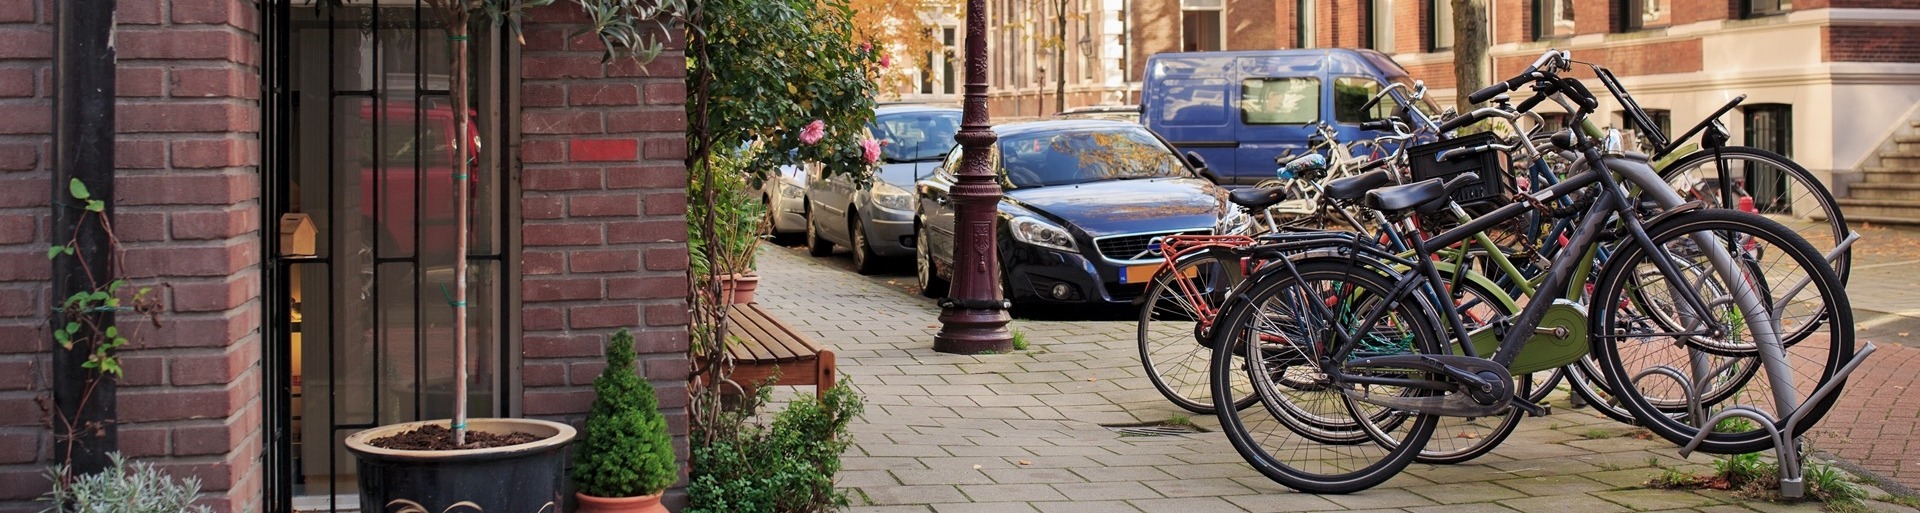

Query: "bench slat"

xmin=724 ymin=307 xmax=783 ymax=362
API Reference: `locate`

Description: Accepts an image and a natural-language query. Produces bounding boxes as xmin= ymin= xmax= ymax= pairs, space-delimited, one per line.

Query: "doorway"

xmin=260 ymin=2 xmax=514 ymax=510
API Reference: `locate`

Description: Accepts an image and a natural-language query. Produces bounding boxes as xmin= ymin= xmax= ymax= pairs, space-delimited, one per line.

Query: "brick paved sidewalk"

xmin=754 ymin=245 xmax=1915 ymax=512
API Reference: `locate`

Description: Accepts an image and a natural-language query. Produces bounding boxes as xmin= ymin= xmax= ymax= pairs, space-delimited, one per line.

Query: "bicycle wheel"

xmin=1590 ymin=209 xmax=1852 ymax=454
xmin=1658 ymin=146 xmax=1848 ymax=282
xmin=1414 ymin=278 xmax=1527 ymax=465
xmin=1211 ymin=259 xmax=1440 ymax=494
xmin=1139 ymin=248 xmax=1251 ymax=413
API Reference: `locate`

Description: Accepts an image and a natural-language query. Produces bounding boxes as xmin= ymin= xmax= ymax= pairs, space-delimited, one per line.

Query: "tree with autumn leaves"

xmin=848 ymin=0 xmax=960 ymax=97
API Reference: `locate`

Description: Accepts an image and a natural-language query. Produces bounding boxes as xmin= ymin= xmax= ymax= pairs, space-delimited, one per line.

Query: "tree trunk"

xmin=1054 ymin=0 xmax=1067 ymax=114
xmin=1450 ymin=0 xmax=1488 ymax=114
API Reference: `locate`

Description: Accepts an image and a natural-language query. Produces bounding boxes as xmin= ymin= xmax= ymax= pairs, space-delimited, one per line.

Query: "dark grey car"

xmin=806 ymin=105 xmax=962 ymax=274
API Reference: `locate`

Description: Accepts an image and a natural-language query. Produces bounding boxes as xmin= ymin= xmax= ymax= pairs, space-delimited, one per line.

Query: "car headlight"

xmin=870 ymin=181 xmax=914 ymax=212
xmin=1215 ymin=210 xmax=1252 ymax=235
xmin=1009 ymin=215 xmax=1077 ymax=252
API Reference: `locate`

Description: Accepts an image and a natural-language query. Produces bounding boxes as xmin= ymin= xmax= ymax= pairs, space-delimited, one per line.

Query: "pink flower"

xmin=879 ymin=53 xmax=891 ymax=68
xmin=861 ymin=42 xmax=873 ymax=53
xmin=860 ymin=138 xmax=882 ymax=164
xmin=799 ymin=120 xmax=826 ymax=145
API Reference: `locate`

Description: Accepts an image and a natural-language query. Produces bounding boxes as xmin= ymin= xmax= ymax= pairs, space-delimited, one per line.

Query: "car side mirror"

xmin=1183 ymin=151 xmax=1208 ymax=171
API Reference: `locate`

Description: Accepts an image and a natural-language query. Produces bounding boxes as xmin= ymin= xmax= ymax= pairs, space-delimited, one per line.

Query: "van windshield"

xmin=998 ymin=127 xmax=1184 ymax=188
xmin=1241 ymin=78 xmax=1318 ymax=124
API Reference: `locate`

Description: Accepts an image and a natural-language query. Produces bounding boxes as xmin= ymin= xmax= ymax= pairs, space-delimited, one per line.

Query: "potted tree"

xmin=571 ymin=329 xmax=678 ymax=513
xmin=342 ymin=1 xmax=680 ymax=511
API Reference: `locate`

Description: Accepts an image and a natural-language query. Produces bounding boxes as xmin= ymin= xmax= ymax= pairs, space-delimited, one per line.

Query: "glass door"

xmin=263 ymin=2 xmax=510 ymax=510
xmin=1743 ymin=104 xmax=1793 ymax=214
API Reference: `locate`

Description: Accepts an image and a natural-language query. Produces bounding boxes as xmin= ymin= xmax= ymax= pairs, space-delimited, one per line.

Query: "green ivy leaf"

xmin=86 ymin=199 xmax=105 ymax=212
xmin=69 ymin=178 xmax=92 ymax=201
xmin=135 ymin=287 xmax=152 ymax=300
xmin=47 ymin=245 xmax=61 ymax=260
xmin=105 ymin=326 xmax=118 ymax=338
xmin=65 ymin=322 xmax=80 ymax=334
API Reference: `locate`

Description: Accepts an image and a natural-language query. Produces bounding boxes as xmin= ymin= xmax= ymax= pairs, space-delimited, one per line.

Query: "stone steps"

xmin=1835 ymin=198 xmax=1920 ymax=221
xmin=1847 ymin=182 xmax=1920 ymax=201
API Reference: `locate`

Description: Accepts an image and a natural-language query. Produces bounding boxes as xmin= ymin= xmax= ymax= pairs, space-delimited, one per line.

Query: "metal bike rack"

xmin=1660 ymin=229 xmax=1870 ymax=499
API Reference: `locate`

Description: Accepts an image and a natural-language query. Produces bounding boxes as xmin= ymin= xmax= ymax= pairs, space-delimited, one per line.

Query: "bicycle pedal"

xmin=1510 ymin=399 xmax=1550 ymax=417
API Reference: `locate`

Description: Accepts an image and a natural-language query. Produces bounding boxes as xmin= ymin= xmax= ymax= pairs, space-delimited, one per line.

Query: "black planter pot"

xmin=344 ymin=418 xmax=576 ymax=513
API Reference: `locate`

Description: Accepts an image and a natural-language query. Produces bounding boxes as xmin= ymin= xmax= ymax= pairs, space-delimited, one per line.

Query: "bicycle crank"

xmin=1339 ymin=354 xmax=1516 ymax=417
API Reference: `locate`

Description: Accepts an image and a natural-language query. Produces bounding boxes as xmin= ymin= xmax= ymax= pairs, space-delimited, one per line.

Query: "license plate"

xmin=1120 ymin=264 xmax=1196 ymax=285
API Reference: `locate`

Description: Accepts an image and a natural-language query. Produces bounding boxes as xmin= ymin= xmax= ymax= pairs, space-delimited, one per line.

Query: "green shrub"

xmin=571 ymin=329 xmax=679 ymax=498
xmin=43 ymin=453 xmax=212 ymax=513
xmin=688 ymin=382 xmax=863 ymax=513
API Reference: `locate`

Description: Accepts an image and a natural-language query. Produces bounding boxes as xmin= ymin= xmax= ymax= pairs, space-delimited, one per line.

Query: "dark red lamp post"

xmin=934 ymin=0 xmax=1014 ymax=353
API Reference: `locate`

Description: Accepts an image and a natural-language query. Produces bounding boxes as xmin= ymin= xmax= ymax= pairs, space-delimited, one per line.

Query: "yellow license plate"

xmin=1121 ymin=264 xmax=1196 ymax=285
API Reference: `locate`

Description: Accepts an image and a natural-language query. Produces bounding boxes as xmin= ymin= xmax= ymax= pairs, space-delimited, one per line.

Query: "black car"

xmin=913 ymin=120 xmax=1230 ymax=307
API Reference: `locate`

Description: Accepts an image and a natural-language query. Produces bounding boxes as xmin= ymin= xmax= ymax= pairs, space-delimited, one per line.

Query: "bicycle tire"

xmin=1590 ymin=209 xmax=1852 ymax=455
xmin=1139 ymin=248 xmax=1253 ymax=414
xmin=1657 ymin=146 xmax=1848 ymax=282
xmin=1211 ymin=258 xmax=1440 ymax=494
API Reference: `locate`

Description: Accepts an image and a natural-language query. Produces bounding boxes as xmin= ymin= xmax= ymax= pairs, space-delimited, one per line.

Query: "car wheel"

xmin=805 ymin=204 xmax=832 ymax=257
xmin=917 ymin=226 xmax=948 ymax=298
xmin=850 ymin=213 xmax=880 ymax=275
xmin=762 ymin=195 xmax=793 ymax=245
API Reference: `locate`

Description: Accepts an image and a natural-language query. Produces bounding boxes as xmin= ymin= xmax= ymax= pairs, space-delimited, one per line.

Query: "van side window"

xmin=1333 ymin=77 xmax=1389 ymax=124
xmin=1240 ymin=77 xmax=1319 ymax=125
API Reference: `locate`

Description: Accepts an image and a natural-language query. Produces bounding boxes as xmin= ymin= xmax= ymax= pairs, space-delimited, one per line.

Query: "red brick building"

xmin=988 ymin=0 xmax=1920 ymax=219
xmin=0 ymin=1 xmax=691 ymax=511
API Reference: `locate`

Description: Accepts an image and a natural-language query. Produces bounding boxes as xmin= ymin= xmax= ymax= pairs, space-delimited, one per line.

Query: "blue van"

xmin=1141 ymin=49 xmax=1427 ymax=185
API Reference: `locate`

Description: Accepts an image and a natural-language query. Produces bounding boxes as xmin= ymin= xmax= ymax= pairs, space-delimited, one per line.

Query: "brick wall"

xmin=1228 ymin=0 xmax=1278 ymax=50
xmin=1824 ymin=24 xmax=1920 ymax=63
xmin=0 ymin=0 xmax=265 ymax=512
xmin=516 ymin=4 xmax=692 ymax=507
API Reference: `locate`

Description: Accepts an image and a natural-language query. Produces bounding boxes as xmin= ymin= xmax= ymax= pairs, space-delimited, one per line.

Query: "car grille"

xmin=1095 ymin=230 xmax=1206 ymax=262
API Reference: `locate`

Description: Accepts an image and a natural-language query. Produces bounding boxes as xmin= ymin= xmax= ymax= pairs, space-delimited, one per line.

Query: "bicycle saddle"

xmin=1323 ymin=169 xmax=1394 ymax=201
xmin=1228 ymin=187 xmax=1288 ymax=210
xmin=1364 ymin=177 xmax=1447 ymax=213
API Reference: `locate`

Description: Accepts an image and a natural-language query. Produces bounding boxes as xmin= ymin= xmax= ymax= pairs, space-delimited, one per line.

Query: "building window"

xmin=1182 ymin=0 xmax=1224 ymax=51
xmin=943 ymin=27 xmax=958 ymax=95
xmin=1745 ymin=0 xmax=1791 ymax=18
xmin=1743 ymin=104 xmax=1794 ymax=211
xmin=1298 ymin=0 xmax=1317 ymax=48
xmin=1429 ymin=0 xmax=1453 ymax=51
xmin=1621 ymin=0 xmax=1672 ymax=31
xmin=1622 ymin=108 xmax=1671 ymax=144
xmin=1369 ymin=0 xmax=1394 ymax=52
xmin=1535 ymin=0 xmax=1574 ymax=39
xmin=1242 ymin=77 xmax=1320 ymax=124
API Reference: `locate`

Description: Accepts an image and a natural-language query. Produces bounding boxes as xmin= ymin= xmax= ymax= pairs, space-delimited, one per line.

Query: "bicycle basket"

xmin=1406 ymin=131 xmax=1513 ymax=208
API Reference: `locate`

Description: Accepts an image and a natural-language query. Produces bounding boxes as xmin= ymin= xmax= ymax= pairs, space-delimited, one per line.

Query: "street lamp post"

xmin=935 ymin=0 xmax=1014 ymax=354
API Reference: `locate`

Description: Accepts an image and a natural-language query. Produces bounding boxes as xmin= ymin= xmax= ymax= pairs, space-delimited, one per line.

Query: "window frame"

xmin=1368 ymin=0 xmax=1394 ymax=52
xmin=1332 ymin=76 xmax=1391 ymax=125
xmin=1180 ymin=0 xmax=1226 ymax=52
xmin=1533 ymin=0 xmax=1574 ymax=40
xmin=1744 ymin=0 xmax=1791 ymax=18
xmin=1298 ymin=0 xmax=1317 ymax=48
xmin=1620 ymin=0 xmax=1673 ymax=32
xmin=1429 ymin=0 xmax=1453 ymax=51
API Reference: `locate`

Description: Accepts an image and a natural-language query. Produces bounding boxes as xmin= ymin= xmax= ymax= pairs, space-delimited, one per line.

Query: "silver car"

xmin=806 ymin=106 xmax=962 ymax=274
xmin=760 ymin=161 xmax=809 ymax=241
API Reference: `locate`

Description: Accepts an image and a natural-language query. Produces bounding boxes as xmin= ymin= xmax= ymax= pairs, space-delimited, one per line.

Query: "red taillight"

xmin=1737 ymin=196 xmax=1756 ymax=213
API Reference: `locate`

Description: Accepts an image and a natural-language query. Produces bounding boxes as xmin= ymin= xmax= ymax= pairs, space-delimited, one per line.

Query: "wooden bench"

xmin=714 ymin=302 xmax=836 ymax=400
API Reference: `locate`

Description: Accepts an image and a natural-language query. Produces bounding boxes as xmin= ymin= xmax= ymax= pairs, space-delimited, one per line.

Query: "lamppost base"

xmin=933 ymin=307 xmax=1012 ymax=354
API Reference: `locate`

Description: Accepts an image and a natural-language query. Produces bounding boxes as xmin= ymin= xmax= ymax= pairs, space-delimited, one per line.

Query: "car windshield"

xmin=872 ymin=111 xmax=962 ymax=162
xmin=998 ymin=127 xmax=1184 ymax=188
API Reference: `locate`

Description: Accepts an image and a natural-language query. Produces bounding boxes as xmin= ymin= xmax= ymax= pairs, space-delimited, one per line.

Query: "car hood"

xmin=876 ymin=160 xmax=943 ymax=188
xmin=1002 ymin=178 xmax=1226 ymax=238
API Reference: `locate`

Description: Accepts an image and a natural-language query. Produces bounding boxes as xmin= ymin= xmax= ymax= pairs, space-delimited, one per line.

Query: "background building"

xmin=985 ymin=0 xmax=1920 ymax=221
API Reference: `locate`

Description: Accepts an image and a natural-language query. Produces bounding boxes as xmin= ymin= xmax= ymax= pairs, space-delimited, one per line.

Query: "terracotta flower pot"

xmin=720 ymin=273 xmax=760 ymax=304
xmin=575 ymin=492 xmax=668 ymax=513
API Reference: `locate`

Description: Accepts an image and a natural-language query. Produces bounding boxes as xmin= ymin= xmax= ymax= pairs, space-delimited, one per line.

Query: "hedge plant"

xmin=571 ymin=329 xmax=678 ymax=498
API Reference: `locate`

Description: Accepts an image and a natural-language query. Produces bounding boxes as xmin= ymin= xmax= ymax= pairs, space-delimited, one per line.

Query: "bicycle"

xmin=1206 ymin=50 xmax=1853 ymax=494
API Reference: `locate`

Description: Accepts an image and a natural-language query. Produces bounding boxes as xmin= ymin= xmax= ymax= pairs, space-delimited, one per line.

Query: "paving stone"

xmin=1403 ymin=503 xmax=1518 ymax=513
xmin=845 ymin=506 xmax=932 ymax=513
xmin=982 ymin=467 xmax=1086 ymax=484
xmin=1321 ymin=489 xmax=1443 ymax=510
xmin=1405 ymin=481 xmax=1528 ymax=504
xmin=1127 ymin=496 xmax=1250 ymax=513
xmin=1592 ymin=489 xmax=1729 ymax=511
xmin=1220 ymin=492 xmax=1345 ymax=512
xmin=1493 ymin=474 xmax=1613 ymax=496
xmin=1031 ymin=500 xmax=1145 ymax=513
xmin=893 ymin=469 xmax=995 ymax=486
xmin=840 ymin=469 xmax=904 ymax=487
xmin=1051 ymin=481 xmax=1167 ymax=501
xmin=955 ymin=483 xmax=1070 ymax=502
xmin=930 ymin=502 xmax=1040 ymax=513
xmin=857 ymin=485 xmax=970 ymax=506
xmin=1499 ymin=494 xmax=1633 ymax=513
